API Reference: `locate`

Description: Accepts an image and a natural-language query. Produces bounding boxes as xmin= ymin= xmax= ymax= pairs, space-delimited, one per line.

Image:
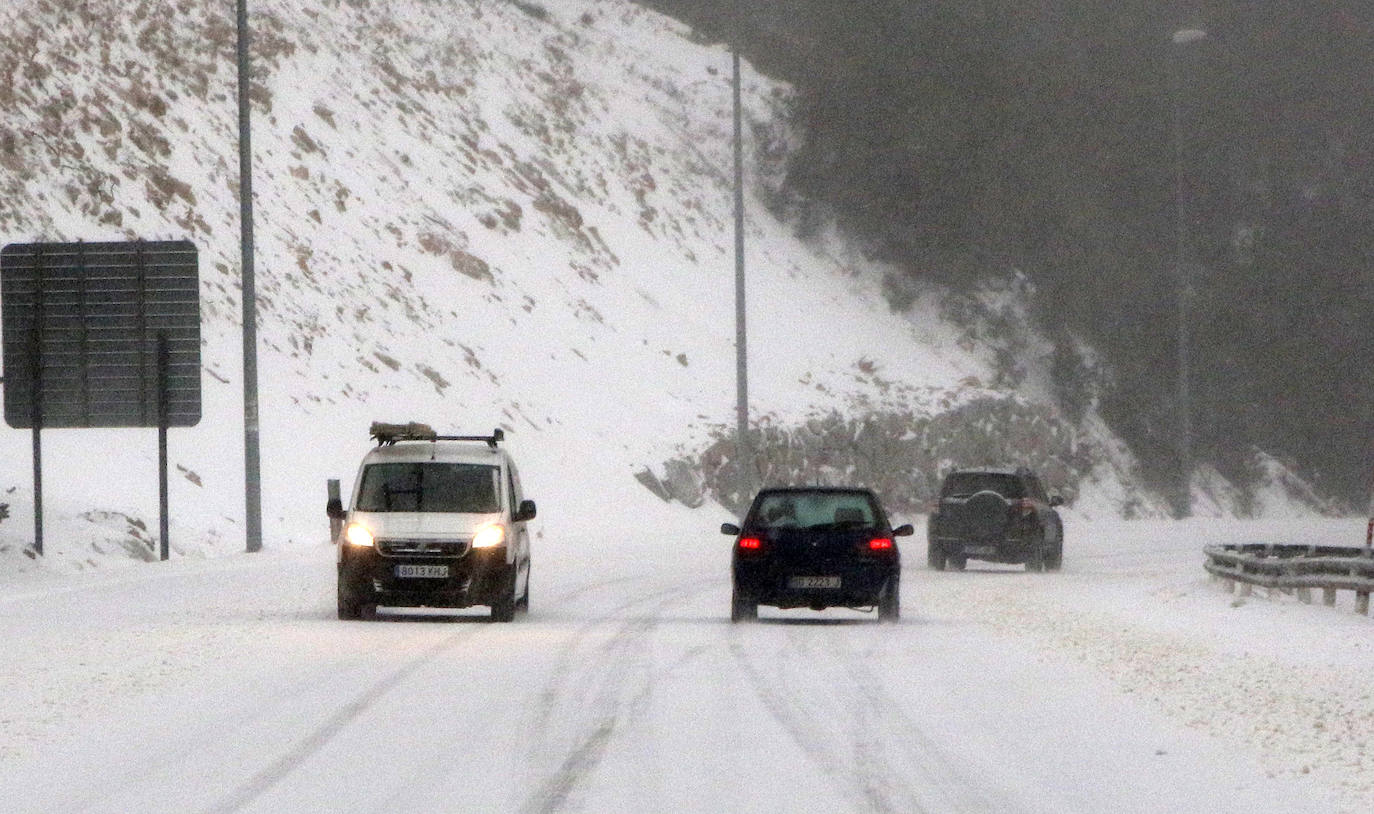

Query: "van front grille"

xmin=377 ymin=538 xmax=470 ymax=558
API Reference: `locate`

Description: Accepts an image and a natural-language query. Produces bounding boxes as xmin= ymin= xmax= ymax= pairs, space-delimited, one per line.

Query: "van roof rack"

xmin=369 ymin=421 xmax=504 ymax=449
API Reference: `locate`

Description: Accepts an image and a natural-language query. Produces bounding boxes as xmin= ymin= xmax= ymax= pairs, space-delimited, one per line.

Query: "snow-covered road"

xmin=1 ymin=517 xmax=1367 ymax=813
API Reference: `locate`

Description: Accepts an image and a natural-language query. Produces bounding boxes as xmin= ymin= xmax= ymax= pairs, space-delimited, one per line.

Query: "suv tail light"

xmin=868 ymin=537 xmax=894 ymax=551
xmin=1013 ymin=498 xmax=1036 ymax=519
xmin=737 ymin=537 xmax=763 ymax=551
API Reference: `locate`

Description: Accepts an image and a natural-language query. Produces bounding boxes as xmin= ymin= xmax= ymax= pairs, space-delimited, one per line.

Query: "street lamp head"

xmin=1171 ymin=28 xmax=1207 ymax=46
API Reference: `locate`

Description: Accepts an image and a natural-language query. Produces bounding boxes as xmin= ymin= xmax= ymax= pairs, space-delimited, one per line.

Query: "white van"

xmin=330 ymin=422 xmax=536 ymax=621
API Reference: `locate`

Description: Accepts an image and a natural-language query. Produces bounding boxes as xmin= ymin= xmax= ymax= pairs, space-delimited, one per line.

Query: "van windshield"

xmin=356 ymin=463 xmax=500 ymax=513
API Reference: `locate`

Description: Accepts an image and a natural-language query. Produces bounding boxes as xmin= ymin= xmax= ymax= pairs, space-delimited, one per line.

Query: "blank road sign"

xmin=2 ymin=240 xmax=201 ymax=428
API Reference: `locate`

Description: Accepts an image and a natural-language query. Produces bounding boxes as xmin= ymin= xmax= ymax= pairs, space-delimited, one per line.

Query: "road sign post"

xmin=2 ymin=240 xmax=201 ymax=560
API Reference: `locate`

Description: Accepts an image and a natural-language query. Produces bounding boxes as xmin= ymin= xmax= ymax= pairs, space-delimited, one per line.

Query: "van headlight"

xmin=471 ymin=524 xmax=506 ymax=549
xmin=344 ymin=523 xmax=375 ymax=547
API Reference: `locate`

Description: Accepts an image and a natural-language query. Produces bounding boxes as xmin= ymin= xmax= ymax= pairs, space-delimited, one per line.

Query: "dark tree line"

xmin=638 ymin=0 xmax=1374 ymax=510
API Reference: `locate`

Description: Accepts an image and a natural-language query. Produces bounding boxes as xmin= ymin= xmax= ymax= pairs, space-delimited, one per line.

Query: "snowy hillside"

xmin=2 ymin=0 xmax=1152 ymax=568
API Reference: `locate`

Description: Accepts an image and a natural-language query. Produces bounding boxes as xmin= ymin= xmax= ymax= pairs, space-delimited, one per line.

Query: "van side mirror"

xmin=326 ymin=498 xmax=346 ymax=519
xmin=721 ymin=523 xmax=740 ymax=536
xmin=514 ymin=499 xmax=537 ymax=522
xmin=892 ymin=523 xmax=915 ymax=537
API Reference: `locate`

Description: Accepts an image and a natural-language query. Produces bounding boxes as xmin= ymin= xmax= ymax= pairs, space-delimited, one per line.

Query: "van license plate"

xmin=789 ymin=576 xmax=841 ymax=589
xmin=396 ymin=564 xmax=449 ymax=579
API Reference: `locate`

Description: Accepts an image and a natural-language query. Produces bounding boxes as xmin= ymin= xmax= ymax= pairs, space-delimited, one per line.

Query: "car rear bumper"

xmin=733 ymin=560 xmax=896 ymax=609
xmin=931 ymin=534 xmax=1039 ymax=564
xmin=338 ymin=546 xmax=510 ymax=608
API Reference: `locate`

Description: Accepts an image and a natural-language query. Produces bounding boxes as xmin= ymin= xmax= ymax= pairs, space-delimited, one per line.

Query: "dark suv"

xmin=926 ymin=467 xmax=1064 ymax=572
xmin=721 ymin=487 xmax=914 ymax=622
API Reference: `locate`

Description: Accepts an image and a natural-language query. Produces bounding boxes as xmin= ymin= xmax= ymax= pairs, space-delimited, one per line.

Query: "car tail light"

xmin=868 ymin=537 xmax=894 ymax=551
xmin=1014 ymin=498 xmax=1035 ymax=518
xmin=738 ymin=537 xmax=763 ymax=551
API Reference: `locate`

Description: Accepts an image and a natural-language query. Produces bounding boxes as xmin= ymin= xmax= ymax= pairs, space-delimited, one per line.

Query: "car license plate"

xmin=396 ymin=564 xmax=449 ymax=579
xmin=789 ymin=575 xmax=841 ymax=589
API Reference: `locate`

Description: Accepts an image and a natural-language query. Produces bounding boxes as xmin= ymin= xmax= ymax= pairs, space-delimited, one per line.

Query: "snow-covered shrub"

xmin=663 ymin=397 xmax=1096 ymax=516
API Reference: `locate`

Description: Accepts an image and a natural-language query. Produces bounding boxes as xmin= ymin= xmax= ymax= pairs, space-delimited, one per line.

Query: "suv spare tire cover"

xmin=964 ymin=490 xmax=1010 ymax=540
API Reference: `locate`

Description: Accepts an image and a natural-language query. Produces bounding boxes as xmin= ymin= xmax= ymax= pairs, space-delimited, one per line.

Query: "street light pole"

xmin=237 ymin=0 xmax=263 ymax=552
xmin=1170 ymin=27 xmax=1206 ymax=518
xmin=732 ymin=36 xmax=750 ymax=508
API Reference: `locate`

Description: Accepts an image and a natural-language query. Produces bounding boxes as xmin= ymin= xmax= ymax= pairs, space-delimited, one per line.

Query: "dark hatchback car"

xmin=721 ymin=487 xmax=914 ymax=622
xmin=926 ymin=467 xmax=1064 ymax=572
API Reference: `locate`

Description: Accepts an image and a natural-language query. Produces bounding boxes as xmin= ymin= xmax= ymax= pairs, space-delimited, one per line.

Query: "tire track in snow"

xmin=202 ymin=579 xmax=629 ymax=814
xmin=517 ymin=576 xmax=716 ymax=814
xmin=829 ymin=632 xmax=1023 ymax=814
xmin=729 ymin=626 xmax=1020 ymax=814
xmin=729 ymin=633 xmax=919 ymax=814
xmin=201 ymin=623 xmax=490 ymax=814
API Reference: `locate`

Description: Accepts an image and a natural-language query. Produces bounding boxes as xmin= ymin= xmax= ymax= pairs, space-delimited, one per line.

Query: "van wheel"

xmin=337 ymin=578 xmax=366 ymax=620
xmin=337 ymin=593 xmax=362 ymax=620
xmin=491 ymin=568 xmax=517 ymax=623
xmin=516 ymin=564 xmax=531 ymax=614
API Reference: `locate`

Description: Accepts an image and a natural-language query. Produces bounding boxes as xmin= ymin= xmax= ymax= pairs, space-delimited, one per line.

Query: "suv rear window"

xmin=941 ymin=473 xmax=1026 ymax=499
xmin=751 ymin=492 xmax=878 ymax=529
xmin=356 ymin=463 xmax=500 ymax=513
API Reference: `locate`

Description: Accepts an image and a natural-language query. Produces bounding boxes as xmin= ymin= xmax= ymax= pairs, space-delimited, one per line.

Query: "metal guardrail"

xmin=1203 ymin=543 xmax=1374 ymax=616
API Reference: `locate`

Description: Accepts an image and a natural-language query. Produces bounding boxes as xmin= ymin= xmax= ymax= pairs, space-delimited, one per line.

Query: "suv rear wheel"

xmin=927 ymin=541 xmax=947 ymax=571
xmin=1046 ymin=540 xmax=1063 ymax=571
xmin=1026 ymin=533 xmax=1047 ymax=572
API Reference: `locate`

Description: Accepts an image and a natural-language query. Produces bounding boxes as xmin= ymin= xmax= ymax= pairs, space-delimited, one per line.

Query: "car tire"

xmin=730 ymin=587 xmax=757 ymax=623
xmin=878 ymin=577 xmax=900 ymax=622
xmin=927 ymin=541 xmax=947 ymax=571
xmin=490 ymin=567 xmax=518 ymax=623
xmin=948 ymin=554 xmax=967 ymax=571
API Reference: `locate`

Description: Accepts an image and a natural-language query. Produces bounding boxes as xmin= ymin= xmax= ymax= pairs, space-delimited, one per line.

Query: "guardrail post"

xmin=1297 ymin=587 xmax=1311 ymax=604
xmin=1323 ymin=587 xmax=1337 ymax=606
xmin=1358 ymin=590 xmax=1370 ymax=616
xmin=1238 ymin=582 xmax=1252 ymax=598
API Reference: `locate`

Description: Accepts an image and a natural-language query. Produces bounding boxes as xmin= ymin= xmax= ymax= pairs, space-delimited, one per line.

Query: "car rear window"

xmin=356 ymin=463 xmax=501 ymax=513
xmin=751 ymin=492 xmax=878 ymax=529
xmin=942 ymin=473 xmax=1026 ymax=499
